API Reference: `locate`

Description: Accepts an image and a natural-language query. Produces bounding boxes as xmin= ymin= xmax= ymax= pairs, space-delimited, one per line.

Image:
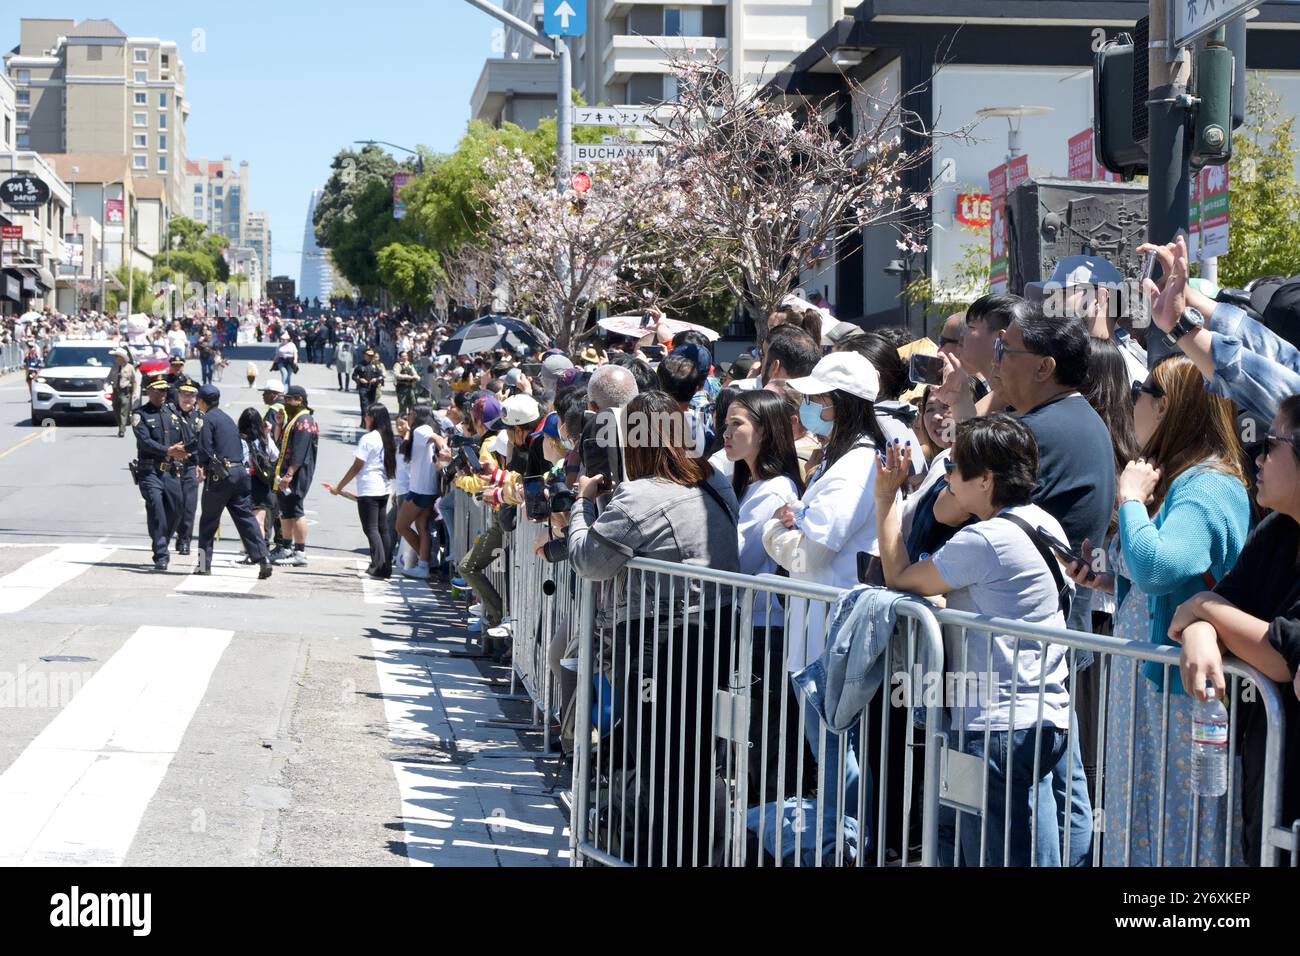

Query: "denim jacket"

xmin=793 ymin=586 xmax=906 ymax=733
xmin=1202 ymin=303 xmax=1300 ymax=422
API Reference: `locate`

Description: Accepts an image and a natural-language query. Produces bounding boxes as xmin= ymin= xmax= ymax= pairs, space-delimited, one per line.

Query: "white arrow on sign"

xmin=554 ymin=1 xmax=576 ymax=29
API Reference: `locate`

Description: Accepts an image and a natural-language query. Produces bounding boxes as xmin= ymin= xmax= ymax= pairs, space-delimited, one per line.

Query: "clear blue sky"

xmin=5 ymin=2 xmax=501 ymax=285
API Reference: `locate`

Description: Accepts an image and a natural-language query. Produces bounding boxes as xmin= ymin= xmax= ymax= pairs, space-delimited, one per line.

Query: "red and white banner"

xmin=1067 ymin=129 xmax=1122 ymax=182
xmin=989 ymin=164 xmax=1008 ymax=293
xmin=956 ymin=193 xmax=991 ymax=229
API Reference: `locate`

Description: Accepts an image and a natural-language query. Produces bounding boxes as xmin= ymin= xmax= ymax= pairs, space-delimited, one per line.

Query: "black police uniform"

xmin=352 ymin=359 xmax=384 ymax=416
xmin=172 ymin=394 xmax=204 ymax=554
xmin=133 ymin=396 xmax=186 ymax=568
xmin=196 ymin=402 xmax=272 ymax=574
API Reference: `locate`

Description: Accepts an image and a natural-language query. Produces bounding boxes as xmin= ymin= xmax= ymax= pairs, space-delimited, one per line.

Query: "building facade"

xmin=299 ymin=189 xmax=335 ymax=305
xmin=471 ymin=1 xmax=850 ymax=129
xmin=4 ymin=18 xmax=189 ymax=215
xmin=184 ymin=156 xmax=249 ymax=247
xmin=243 ymin=210 xmax=269 ymax=297
xmin=0 ymin=150 xmax=71 ymax=313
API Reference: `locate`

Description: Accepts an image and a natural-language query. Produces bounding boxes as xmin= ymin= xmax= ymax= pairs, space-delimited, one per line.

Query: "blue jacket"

xmin=1117 ymin=466 xmax=1250 ymax=694
xmin=1203 ymin=303 xmax=1300 ymax=422
xmin=793 ymin=585 xmax=906 ymax=733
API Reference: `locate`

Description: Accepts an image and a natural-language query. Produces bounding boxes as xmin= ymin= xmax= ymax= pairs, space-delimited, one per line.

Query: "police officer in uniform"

xmin=351 ymin=348 xmax=385 ymax=417
xmin=133 ymin=376 xmax=187 ymax=571
xmin=172 ymin=381 xmax=205 ymax=555
xmin=164 ymin=355 xmax=188 ymax=405
xmin=110 ymin=347 xmax=137 ymax=437
xmin=193 ymin=384 xmax=273 ymax=579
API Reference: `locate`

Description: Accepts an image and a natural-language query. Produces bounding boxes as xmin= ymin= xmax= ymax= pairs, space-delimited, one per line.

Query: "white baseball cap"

xmin=496 ymin=393 xmax=542 ymax=428
xmin=786 ymin=352 xmax=880 ymax=403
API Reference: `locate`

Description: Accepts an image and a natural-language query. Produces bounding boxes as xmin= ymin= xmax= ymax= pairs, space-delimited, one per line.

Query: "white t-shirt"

xmin=407 ymin=424 xmax=438 ymax=495
xmin=354 ymin=430 xmax=393 ymax=498
xmin=395 ymin=449 xmax=411 ymax=497
xmin=738 ymin=475 xmax=799 ymax=626
xmin=277 ymin=342 xmax=298 ymax=362
xmin=167 ymin=329 xmax=188 ymax=352
xmin=930 ymin=502 xmax=1073 ymax=732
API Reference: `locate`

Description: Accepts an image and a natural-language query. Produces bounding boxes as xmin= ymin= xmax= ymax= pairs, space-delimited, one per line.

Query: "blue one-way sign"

xmin=544 ymin=0 xmax=586 ymax=36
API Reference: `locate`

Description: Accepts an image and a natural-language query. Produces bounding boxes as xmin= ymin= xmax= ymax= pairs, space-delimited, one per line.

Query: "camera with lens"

xmin=547 ymin=481 xmax=577 ymax=515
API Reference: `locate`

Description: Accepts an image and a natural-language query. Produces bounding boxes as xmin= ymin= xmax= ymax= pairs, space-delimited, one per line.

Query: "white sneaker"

xmin=468 ymin=603 xmax=484 ymax=618
xmin=401 ymin=562 xmax=429 ymax=579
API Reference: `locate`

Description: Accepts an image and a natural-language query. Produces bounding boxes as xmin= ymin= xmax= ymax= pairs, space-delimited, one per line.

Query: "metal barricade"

xmin=929 ymin=607 xmax=1292 ymax=868
xmin=568 ymin=559 xmax=945 ymax=867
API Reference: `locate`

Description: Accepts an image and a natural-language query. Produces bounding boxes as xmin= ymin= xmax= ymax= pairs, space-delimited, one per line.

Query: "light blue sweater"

xmin=1116 ymin=466 xmax=1251 ymax=695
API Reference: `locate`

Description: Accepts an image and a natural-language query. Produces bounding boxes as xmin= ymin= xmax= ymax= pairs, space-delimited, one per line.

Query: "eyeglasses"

xmin=1131 ymin=380 xmax=1163 ymax=403
xmin=1264 ymin=432 xmax=1300 ymax=458
xmin=992 ymin=335 xmax=1039 ymax=363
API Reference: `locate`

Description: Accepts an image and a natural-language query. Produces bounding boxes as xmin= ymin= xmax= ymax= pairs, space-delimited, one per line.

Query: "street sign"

xmin=1173 ymin=1 xmax=1263 ymax=48
xmin=574 ymin=106 xmax=653 ymax=128
xmin=572 ymin=142 xmax=661 ymax=162
xmin=543 ymin=0 xmax=586 ymax=36
xmin=0 ymin=175 xmax=51 ymax=210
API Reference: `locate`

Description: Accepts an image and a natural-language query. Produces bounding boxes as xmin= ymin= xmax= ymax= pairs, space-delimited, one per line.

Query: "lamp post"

xmin=975 ymin=105 xmax=1055 ymax=161
xmin=353 ymin=140 xmax=425 ymax=175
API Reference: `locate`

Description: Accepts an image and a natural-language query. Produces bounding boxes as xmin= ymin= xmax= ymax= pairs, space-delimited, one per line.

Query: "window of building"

xmin=158 ymin=134 xmax=167 ymax=151
xmin=134 ymin=48 xmax=149 ymax=63
xmin=134 ymin=133 xmax=148 ymax=148
xmin=134 ymin=92 xmax=147 ymax=105
xmin=134 ymin=154 xmax=147 ymax=170
xmin=16 ymin=90 xmax=29 ymax=105
xmin=3 ymin=116 xmax=9 ymax=149
xmin=628 ymin=73 xmax=671 ymax=105
xmin=159 ymin=156 xmax=167 ymax=172
xmin=133 ymin=112 xmax=147 ymax=127
xmin=16 ymin=69 xmax=30 ymax=84
xmin=215 ymin=186 xmax=223 ymax=197
xmin=158 ymin=112 xmax=167 ymax=129
xmin=158 ymin=92 xmax=167 ymax=108
xmin=134 ymin=70 xmax=147 ymax=83
xmin=17 ymin=132 xmax=30 ymax=148
xmin=161 ymin=53 xmax=170 ymax=67
xmin=194 ymin=183 xmax=203 ymax=193
xmin=215 ymin=200 xmax=224 ymax=210
xmin=87 ymin=45 xmax=103 ymax=61
xmin=16 ymin=111 xmax=30 ymax=123
xmin=663 ymin=75 xmax=679 ymax=103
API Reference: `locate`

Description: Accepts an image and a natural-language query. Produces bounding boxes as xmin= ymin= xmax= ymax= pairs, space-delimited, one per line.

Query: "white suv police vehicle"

xmin=28 ymin=340 xmax=162 ymax=427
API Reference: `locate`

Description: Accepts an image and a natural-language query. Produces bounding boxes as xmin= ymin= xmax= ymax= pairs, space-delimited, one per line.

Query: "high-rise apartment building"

xmin=4 ymin=18 xmax=189 ymax=215
xmin=243 ymin=210 xmax=269 ymax=295
xmin=185 ymin=156 xmax=249 ymax=246
xmin=471 ymin=2 xmax=849 ymax=129
xmin=299 ymin=190 xmax=335 ymax=304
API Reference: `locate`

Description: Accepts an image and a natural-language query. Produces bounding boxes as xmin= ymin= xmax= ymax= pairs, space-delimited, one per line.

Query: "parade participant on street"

xmin=172 ymin=382 xmax=205 ymax=556
xmin=197 ymin=331 xmax=218 ymax=384
xmin=270 ymin=385 xmax=319 ymax=567
xmin=393 ymin=349 xmax=419 ymax=415
xmin=132 ymin=377 xmax=188 ymax=572
xmin=166 ymin=319 xmax=189 ymax=359
xmin=237 ymin=407 xmax=278 ymax=564
xmin=330 ymin=403 xmax=397 ymax=579
xmin=164 ymin=355 xmax=188 ymax=405
xmin=352 ymin=348 xmax=385 ymax=416
xmin=275 ymin=331 xmax=299 ymax=389
xmin=192 ymin=385 xmax=273 ymax=580
xmin=110 ymin=347 xmax=137 ymax=438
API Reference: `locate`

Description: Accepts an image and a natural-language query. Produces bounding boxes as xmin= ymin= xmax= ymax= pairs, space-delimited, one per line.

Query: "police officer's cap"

xmin=197 ymin=384 xmax=220 ymax=405
xmin=364 ymin=348 xmax=377 ymax=357
xmin=179 ymin=381 xmax=199 ymax=394
xmin=145 ymin=377 xmax=170 ymax=391
xmin=169 ymin=355 xmax=185 ymax=366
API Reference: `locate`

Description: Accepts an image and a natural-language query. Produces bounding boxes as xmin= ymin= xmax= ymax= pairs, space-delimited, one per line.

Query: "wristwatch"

xmin=1165 ymin=306 xmax=1205 ymax=347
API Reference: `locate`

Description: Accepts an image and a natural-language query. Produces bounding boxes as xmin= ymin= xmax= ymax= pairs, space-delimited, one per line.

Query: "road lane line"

xmin=0 ymin=430 xmax=47 ymax=461
xmin=173 ymin=561 xmax=260 ymax=595
xmin=0 ymin=625 xmax=233 ymax=865
xmin=0 ymin=544 xmax=115 ymax=614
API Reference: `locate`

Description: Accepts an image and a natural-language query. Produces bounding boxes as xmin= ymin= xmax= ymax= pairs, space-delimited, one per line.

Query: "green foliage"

xmin=156 ymin=216 xmax=229 ymax=284
xmin=327 ymin=178 xmax=408 ymax=292
xmin=313 ymin=145 xmax=408 ymax=248
xmin=1219 ymin=77 xmax=1300 ymax=288
xmin=903 ymin=226 xmax=990 ymax=331
xmin=376 ymin=242 xmax=441 ymax=307
xmin=105 ymin=265 xmax=154 ymax=314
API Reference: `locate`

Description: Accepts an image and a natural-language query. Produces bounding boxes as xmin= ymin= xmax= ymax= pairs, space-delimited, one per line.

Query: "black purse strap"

xmin=697 ymin=478 xmax=738 ymax=527
xmin=995 ymin=513 xmax=1072 ymax=617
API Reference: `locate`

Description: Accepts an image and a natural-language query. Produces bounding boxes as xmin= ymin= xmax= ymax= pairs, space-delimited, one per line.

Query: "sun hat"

xmin=786 ymin=352 xmax=880 ymax=403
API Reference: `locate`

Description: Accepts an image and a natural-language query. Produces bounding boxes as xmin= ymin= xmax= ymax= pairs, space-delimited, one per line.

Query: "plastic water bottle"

xmin=1191 ymin=692 xmax=1229 ymax=798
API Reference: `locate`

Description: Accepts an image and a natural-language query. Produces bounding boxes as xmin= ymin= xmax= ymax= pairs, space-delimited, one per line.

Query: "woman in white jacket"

xmin=762 ymin=351 xmax=892 ymax=673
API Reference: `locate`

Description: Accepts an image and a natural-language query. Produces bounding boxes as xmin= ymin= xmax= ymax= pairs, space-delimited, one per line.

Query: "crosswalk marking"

xmin=173 ymin=560 xmax=261 ymax=595
xmin=0 ymin=544 xmax=115 ymax=614
xmin=0 ymin=625 xmax=233 ymax=866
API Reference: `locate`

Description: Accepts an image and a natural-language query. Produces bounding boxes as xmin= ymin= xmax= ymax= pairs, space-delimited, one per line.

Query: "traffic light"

xmin=1094 ymin=31 xmax=1147 ymax=179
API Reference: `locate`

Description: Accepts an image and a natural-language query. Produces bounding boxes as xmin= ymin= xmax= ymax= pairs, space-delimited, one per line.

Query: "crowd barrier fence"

xmin=444 ymin=490 xmax=1295 ymax=867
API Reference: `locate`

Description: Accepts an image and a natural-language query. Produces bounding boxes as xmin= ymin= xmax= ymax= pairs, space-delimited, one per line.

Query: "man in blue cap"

xmin=193 ymin=384 xmax=273 ymax=579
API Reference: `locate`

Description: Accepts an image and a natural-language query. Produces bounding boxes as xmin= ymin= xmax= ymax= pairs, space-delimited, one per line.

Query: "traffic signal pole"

xmin=461 ymin=0 xmax=572 ymax=192
xmin=1147 ymin=0 xmax=1193 ymax=245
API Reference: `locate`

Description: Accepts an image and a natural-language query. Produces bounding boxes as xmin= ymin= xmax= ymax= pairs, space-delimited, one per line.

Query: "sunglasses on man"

xmin=992 ymin=335 xmax=1039 ymax=363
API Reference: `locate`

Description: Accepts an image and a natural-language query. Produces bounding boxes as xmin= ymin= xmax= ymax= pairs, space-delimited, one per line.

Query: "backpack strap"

xmin=697 ymin=478 xmax=738 ymax=527
xmin=995 ymin=513 xmax=1072 ymax=618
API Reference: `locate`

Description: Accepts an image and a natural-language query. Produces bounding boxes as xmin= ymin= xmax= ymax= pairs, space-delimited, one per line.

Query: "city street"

xmin=0 ymin=360 xmax=568 ymax=867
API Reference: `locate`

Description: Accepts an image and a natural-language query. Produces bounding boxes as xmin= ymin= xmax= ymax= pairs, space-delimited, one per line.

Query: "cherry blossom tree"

xmin=480 ymin=147 xmax=727 ymax=349
xmin=656 ymin=54 xmax=961 ymax=335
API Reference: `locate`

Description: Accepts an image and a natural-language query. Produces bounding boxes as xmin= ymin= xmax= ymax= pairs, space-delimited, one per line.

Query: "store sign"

xmin=1 ymin=225 xmax=22 ymax=241
xmin=0 ymin=175 xmax=51 ymax=210
xmin=956 ymin=193 xmax=991 ymax=229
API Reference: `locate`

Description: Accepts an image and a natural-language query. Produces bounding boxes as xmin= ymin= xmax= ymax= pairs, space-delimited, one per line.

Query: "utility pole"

xmin=1147 ymin=0 xmax=1193 ymax=245
xmin=461 ymin=0 xmax=572 ymax=192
